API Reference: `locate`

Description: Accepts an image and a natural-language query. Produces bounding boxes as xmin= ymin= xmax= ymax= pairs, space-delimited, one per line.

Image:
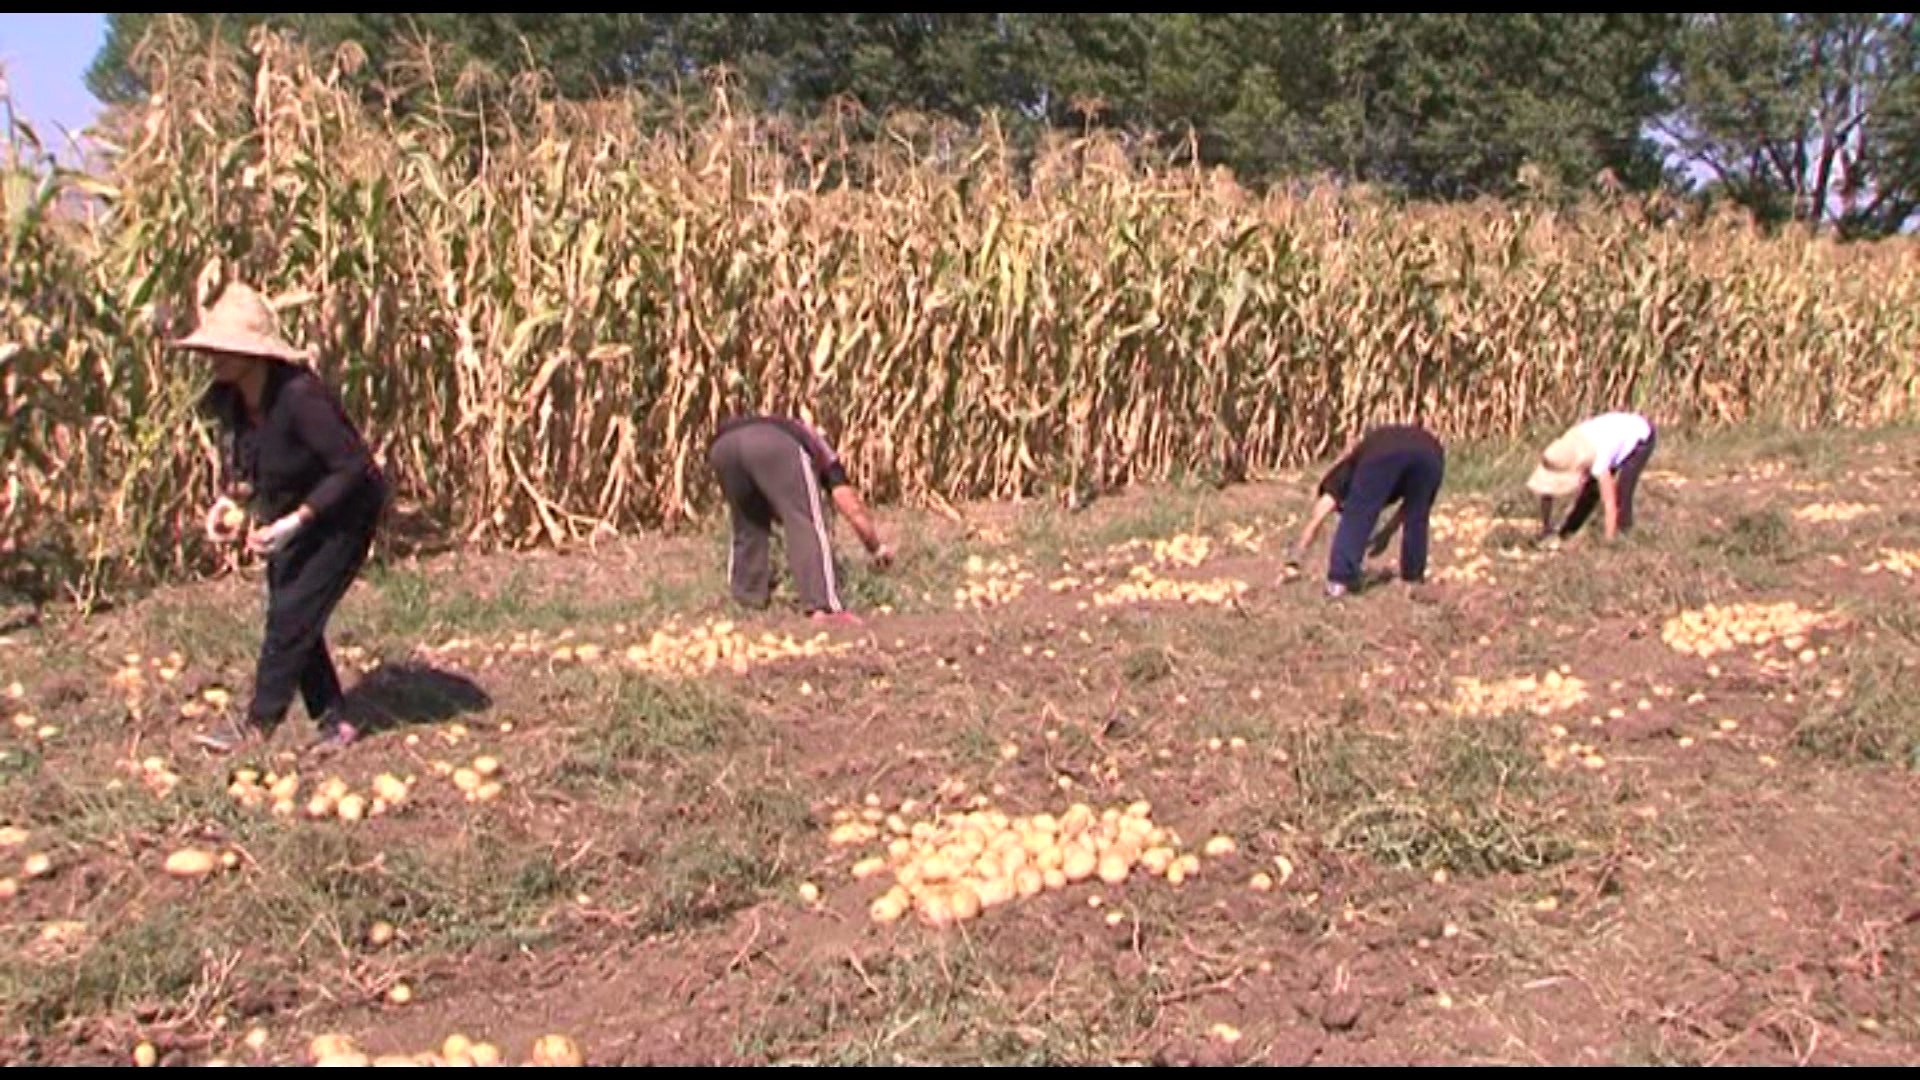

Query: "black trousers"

xmin=250 ymin=498 xmax=380 ymax=728
xmin=1560 ymin=429 xmax=1657 ymax=538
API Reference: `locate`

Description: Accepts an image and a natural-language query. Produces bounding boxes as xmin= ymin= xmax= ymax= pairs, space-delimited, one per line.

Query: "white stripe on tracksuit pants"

xmin=709 ymin=423 xmax=843 ymax=613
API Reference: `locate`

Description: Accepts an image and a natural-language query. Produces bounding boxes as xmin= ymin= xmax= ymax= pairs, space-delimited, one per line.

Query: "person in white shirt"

xmin=1527 ymin=412 xmax=1656 ymax=542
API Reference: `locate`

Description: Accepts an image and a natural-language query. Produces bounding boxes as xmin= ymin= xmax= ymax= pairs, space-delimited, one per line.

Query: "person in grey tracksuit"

xmin=708 ymin=415 xmax=893 ymax=621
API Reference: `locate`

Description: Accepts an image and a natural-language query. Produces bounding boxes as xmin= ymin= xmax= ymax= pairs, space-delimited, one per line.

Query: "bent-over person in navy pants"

xmin=1289 ymin=425 xmax=1446 ymax=598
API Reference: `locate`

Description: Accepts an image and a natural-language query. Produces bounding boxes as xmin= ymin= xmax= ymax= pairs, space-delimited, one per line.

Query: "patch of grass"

xmin=8 ymin=769 xmax=217 ymax=849
xmin=432 ymin=846 xmax=578 ymax=949
xmin=1615 ymin=1029 xmax=1710 ymax=1067
xmin=361 ymin=563 xmax=696 ymax=644
xmin=644 ymin=831 xmax=781 ymax=935
xmin=1760 ymin=432 xmax=1849 ymax=478
xmin=361 ymin=563 xmax=437 ymax=639
xmin=743 ymin=935 xmax=1145 ymax=1065
xmin=1121 ymin=645 xmax=1176 ymax=686
xmin=1630 ymin=536 xmax=1736 ymax=611
xmin=1791 ymin=651 xmax=1920 ymax=770
xmin=741 ymin=941 xmax=993 ymax=1064
xmin=1866 ymin=601 xmax=1920 ymax=646
xmin=945 ymin=714 xmax=1002 ymax=771
xmin=0 ymin=744 xmax=43 ymax=791
xmin=869 ymin=522 xmax=958 ymax=616
xmin=1005 ymin=503 xmax=1073 ymax=571
xmin=1718 ymin=509 xmax=1795 ymax=563
xmin=1444 ymin=439 xmax=1537 ymax=497
xmin=199 ymin=828 xmax=437 ymax=964
xmin=0 ymin=908 xmax=204 ymax=1036
xmin=1395 ymin=598 xmax=1478 ymax=655
xmin=1512 ymin=566 xmax=1612 ymax=634
xmin=555 ymin=671 xmax=744 ymax=790
xmin=0 ymin=791 xmax=472 ymax=1037
xmin=640 ymin=783 xmax=809 ymax=936
xmin=1288 ymin=715 xmax=1593 ymax=875
xmin=840 ymin=557 xmax=925 ymax=615
xmin=1484 ymin=521 xmax=1541 ymax=551
xmin=1528 ymin=534 xmax=1728 ymax=625
xmin=268 ymin=827 xmax=576 ymax=959
xmin=1659 ymin=422 xmax=1862 ymax=477
xmin=138 ymin=593 xmax=258 ymax=668
xmin=225 ymin=827 xmax=573 ymax=958
xmin=1087 ymin=490 xmax=1212 ymax=550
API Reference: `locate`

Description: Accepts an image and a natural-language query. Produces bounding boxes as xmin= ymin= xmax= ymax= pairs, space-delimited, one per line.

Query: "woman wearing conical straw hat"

xmin=173 ymin=281 xmax=388 ymax=754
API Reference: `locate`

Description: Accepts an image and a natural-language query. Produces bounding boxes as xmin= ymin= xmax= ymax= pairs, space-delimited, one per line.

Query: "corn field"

xmin=4 ymin=22 xmax=1919 ymax=602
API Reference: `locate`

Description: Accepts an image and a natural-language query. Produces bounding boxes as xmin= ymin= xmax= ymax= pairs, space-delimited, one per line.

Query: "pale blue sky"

xmin=0 ymin=13 xmax=107 ymax=152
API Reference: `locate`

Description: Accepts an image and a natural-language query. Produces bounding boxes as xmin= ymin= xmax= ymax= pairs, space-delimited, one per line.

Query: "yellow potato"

xmin=309 ymin=1034 xmax=359 ymax=1063
xmin=975 ymin=876 xmax=1016 ymax=909
xmin=870 ymin=892 xmax=909 ymax=924
xmin=1062 ymin=845 xmax=1098 ymax=883
xmin=163 ymin=848 xmax=217 ymax=879
xmin=948 ymin=884 xmax=983 ymax=922
xmin=530 ymin=1035 xmax=584 ymax=1067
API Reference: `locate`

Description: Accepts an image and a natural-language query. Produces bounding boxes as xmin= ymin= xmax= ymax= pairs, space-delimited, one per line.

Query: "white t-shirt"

xmin=1575 ymin=413 xmax=1652 ymax=476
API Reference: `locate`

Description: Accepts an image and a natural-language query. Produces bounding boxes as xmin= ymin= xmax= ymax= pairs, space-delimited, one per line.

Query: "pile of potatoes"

xmin=291 ymin=1032 xmax=583 ymax=1068
xmin=1862 ymin=548 xmax=1920 ymax=579
xmin=1448 ymin=670 xmax=1590 ymax=718
xmin=430 ymin=755 xmax=506 ymax=804
xmin=954 ymin=554 xmax=1033 ymax=611
xmin=1660 ymin=602 xmax=1833 ymax=660
xmin=228 ymin=769 xmax=419 ymax=822
xmin=426 ymin=620 xmax=849 ymax=678
xmin=831 ymin=799 xmax=1240 ymax=927
xmin=1092 ymin=567 xmax=1248 ymax=609
xmin=1793 ymin=502 xmax=1876 ymax=524
xmin=1108 ymin=533 xmax=1215 ymax=569
xmin=621 ymin=622 xmax=848 ymax=677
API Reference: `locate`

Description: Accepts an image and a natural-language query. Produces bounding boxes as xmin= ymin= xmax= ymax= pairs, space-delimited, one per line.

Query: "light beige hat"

xmin=1526 ymin=427 xmax=1596 ymax=499
xmin=169 ymin=282 xmax=310 ymax=364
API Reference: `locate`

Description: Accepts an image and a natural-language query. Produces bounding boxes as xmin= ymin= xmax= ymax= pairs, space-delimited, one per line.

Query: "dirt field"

xmin=2 ymin=426 xmax=1916 ymax=1065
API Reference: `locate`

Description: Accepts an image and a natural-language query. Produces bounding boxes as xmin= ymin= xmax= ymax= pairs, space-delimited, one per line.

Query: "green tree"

xmin=90 ymin=14 xmax=1685 ymax=202
xmin=1661 ymin=13 xmax=1920 ymax=235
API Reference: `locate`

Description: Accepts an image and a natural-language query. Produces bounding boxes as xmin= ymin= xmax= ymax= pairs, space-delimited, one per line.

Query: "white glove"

xmin=247 ymin=512 xmax=306 ymax=556
xmin=205 ymin=497 xmax=246 ymax=544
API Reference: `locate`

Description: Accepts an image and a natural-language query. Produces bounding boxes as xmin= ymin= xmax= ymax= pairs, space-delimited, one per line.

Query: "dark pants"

xmin=250 ymin=496 xmax=380 ymax=728
xmin=1328 ymin=448 xmax=1445 ymax=588
xmin=1560 ymin=429 xmax=1657 ymax=538
xmin=709 ymin=425 xmax=843 ymax=614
